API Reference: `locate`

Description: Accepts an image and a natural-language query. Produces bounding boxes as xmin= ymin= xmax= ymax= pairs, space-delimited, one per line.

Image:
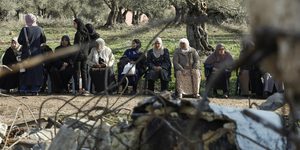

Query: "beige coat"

xmin=173 ymin=47 xmax=201 ymax=72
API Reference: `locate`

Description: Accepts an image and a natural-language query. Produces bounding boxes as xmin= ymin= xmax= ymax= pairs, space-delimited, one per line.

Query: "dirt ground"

xmin=0 ymin=93 xmax=289 ymax=125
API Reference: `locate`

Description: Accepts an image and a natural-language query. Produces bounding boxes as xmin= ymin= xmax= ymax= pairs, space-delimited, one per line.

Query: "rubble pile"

xmin=0 ymin=92 xmax=288 ymax=150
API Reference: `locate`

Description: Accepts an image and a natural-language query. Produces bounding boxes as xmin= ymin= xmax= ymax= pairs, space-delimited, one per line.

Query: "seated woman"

xmin=146 ymin=37 xmax=171 ymax=92
xmin=87 ymin=38 xmax=116 ymax=94
xmin=239 ymin=41 xmax=263 ymax=98
xmin=204 ymin=43 xmax=233 ymax=98
xmin=50 ymin=35 xmax=74 ymax=93
xmin=173 ymin=38 xmax=201 ymax=99
xmin=0 ymin=37 xmax=22 ymax=93
xmin=263 ymin=72 xmax=284 ymax=97
xmin=40 ymin=43 xmax=53 ymax=92
xmin=118 ymin=39 xmax=146 ymax=95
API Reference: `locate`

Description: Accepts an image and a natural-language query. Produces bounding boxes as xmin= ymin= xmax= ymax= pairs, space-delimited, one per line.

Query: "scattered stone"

xmin=33 ymin=142 xmax=51 ymax=150
xmin=66 ymin=117 xmax=112 ymax=149
xmin=48 ymin=125 xmax=76 ymax=150
xmin=259 ymin=93 xmax=285 ymax=111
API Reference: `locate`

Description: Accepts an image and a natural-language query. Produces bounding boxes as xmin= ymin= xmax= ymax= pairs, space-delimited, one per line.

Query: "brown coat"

xmin=173 ymin=47 xmax=201 ymax=72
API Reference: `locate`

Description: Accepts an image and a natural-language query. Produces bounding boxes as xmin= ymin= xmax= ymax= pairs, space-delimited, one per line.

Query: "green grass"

xmin=0 ymin=25 xmax=245 ymax=96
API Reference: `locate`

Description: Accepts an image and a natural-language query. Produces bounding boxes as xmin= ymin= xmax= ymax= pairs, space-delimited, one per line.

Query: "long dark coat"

xmin=146 ymin=48 xmax=171 ymax=81
xmin=0 ymin=47 xmax=21 ymax=89
xmin=18 ymin=26 xmax=46 ymax=86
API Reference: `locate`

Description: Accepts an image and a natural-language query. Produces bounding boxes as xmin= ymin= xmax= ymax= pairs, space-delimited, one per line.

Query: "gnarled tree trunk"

xmin=132 ymin=11 xmax=141 ymax=25
xmin=117 ymin=7 xmax=127 ymax=24
xmin=186 ymin=0 xmax=213 ymax=55
xmin=104 ymin=0 xmax=119 ymax=27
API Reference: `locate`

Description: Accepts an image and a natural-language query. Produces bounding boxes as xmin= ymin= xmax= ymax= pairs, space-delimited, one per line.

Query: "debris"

xmin=259 ymin=93 xmax=285 ymax=111
xmin=65 ymin=117 xmax=112 ymax=149
xmin=48 ymin=125 xmax=76 ymax=150
xmin=111 ymin=92 xmax=286 ymax=150
xmin=0 ymin=122 xmax=8 ymax=144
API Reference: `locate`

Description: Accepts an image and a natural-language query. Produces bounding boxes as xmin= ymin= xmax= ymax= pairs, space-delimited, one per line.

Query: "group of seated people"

xmin=0 ymin=35 xmax=283 ymax=98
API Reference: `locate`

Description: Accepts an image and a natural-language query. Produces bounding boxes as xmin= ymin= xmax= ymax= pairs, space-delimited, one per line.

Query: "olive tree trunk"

xmin=186 ymin=0 xmax=213 ymax=55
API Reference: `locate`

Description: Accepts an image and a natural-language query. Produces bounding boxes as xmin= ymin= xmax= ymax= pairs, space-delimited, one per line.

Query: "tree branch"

xmin=103 ymin=0 xmax=112 ymax=10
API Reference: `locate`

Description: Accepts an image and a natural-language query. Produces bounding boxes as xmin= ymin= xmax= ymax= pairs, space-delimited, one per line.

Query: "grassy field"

xmin=0 ymin=24 xmax=244 ymax=96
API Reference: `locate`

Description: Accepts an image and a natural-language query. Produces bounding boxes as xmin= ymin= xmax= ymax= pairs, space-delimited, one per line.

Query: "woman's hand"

xmin=152 ymin=66 xmax=158 ymax=71
xmin=100 ymin=63 xmax=106 ymax=68
xmin=157 ymin=66 xmax=162 ymax=70
xmin=130 ymin=61 xmax=135 ymax=64
xmin=182 ymin=70 xmax=187 ymax=76
xmin=213 ymin=67 xmax=219 ymax=71
xmin=60 ymin=62 xmax=68 ymax=71
xmin=190 ymin=69 xmax=196 ymax=75
xmin=93 ymin=64 xmax=101 ymax=68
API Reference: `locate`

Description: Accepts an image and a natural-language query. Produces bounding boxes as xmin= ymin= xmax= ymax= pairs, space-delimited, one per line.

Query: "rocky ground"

xmin=0 ymin=93 xmax=289 ymax=125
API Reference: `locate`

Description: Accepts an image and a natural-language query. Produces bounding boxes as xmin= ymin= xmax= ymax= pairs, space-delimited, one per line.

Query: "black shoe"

xmin=211 ymin=92 xmax=217 ymax=98
xmin=222 ymin=93 xmax=228 ymax=98
xmin=129 ymin=90 xmax=136 ymax=95
xmin=20 ymin=92 xmax=27 ymax=96
xmin=31 ymin=92 xmax=38 ymax=96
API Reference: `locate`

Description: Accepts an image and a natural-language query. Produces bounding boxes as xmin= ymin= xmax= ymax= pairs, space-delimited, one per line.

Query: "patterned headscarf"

xmin=11 ymin=37 xmax=21 ymax=52
xmin=179 ymin=38 xmax=190 ymax=53
xmin=25 ymin=14 xmax=37 ymax=27
xmin=153 ymin=37 xmax=164 ymax=58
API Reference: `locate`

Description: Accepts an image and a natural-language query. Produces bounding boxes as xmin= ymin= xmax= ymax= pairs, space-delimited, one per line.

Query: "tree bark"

xmin=70 ymin=7 xmax=77 ymax=19
xmin=186 ymin=0 xmax=213 ymax=55
xmin=104 ymin=0 xmax=119 ymax=27
xmin=117 ymin=7 xmax=127 ymax=24
xmin=132 ymin=11 xmax=141 ymax=25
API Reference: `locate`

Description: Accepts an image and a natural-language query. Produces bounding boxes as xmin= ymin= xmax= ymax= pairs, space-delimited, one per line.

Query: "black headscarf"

xmin=240 ymin=41 xmax=255 ymax=59
xmin=85 ymin=23 xmax=100 ymax=40
xmin=74 ymin=18 xmax=85 ymax=30
xmin=132 ymin=39 xmax=141 ymax=51
xmin=74 ymin=18 xmax=88 ymax=37
xmin=56 ymin=35 xmax=71 ymax=50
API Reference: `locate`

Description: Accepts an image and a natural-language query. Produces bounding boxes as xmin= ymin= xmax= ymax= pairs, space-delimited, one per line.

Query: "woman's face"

xmin=218 ymin=46 xmax=225 ymax=55
xmin=132 ymin=41 xmax=137 ymax=49
xmin=11 ymin=40 xmax=18 ymax=49
xmin=73 ymin=21 xmax=78 ymax=29
xmin=61 ymin=38 xmax=68 ymax=47
xmin=180 ymin=42 xmax=187 ymax=50
xmin=154 ymin=41 xmax=161 ymax=49
xmin=96 ymin=43 xmax=100 ymax=50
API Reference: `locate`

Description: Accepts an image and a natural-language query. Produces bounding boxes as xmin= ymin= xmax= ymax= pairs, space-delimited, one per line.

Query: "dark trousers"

xmin=148 ymin=79 xmax=169 ymax=92
xmin=41 ymin=68 xmax=49 ymax=91
xmin=74 ymin=60 xmax=88 ymax=90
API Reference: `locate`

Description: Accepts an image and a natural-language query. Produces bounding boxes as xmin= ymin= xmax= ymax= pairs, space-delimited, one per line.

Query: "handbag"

xmin=121 ymin=63 xmax=136 ymax=75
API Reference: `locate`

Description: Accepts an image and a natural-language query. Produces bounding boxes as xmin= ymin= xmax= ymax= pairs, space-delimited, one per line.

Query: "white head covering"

xmin=91 ymin=38 xmax=115 ymax=67
xmin=153 ymin=37 xmax=164 ymax=58
xmin=179 ymin=38 xmax=190 ymax=53
xmin=11 ymin=37 xmax=21 ymax=52
xmin=95 ymin=38 xmax=105 ymax=52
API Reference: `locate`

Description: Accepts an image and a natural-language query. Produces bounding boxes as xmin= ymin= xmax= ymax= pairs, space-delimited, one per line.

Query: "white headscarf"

xmin=153 ymin=37 xmax=164 ymax=58
xmin=179 ymin=38 xmax=190 ymax=53
xmin=90 ymin=38 xmax=115 ymax=67
xmin=11 ymin=37 xmax=21 ymax=52
xmin=95 ymin=38 xmax=105 ymax=52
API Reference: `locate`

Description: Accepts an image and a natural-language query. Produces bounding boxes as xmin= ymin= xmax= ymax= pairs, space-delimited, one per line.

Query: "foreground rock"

xmin=111 ymin=91 xmax=286 ymax=150
xmin=48 ymin=125 xmax=76 ymax=150
xmin=0 ymin=122 xmax=7 ymax=144
xmin=259 ymin=93 xmax=285 ymax=111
